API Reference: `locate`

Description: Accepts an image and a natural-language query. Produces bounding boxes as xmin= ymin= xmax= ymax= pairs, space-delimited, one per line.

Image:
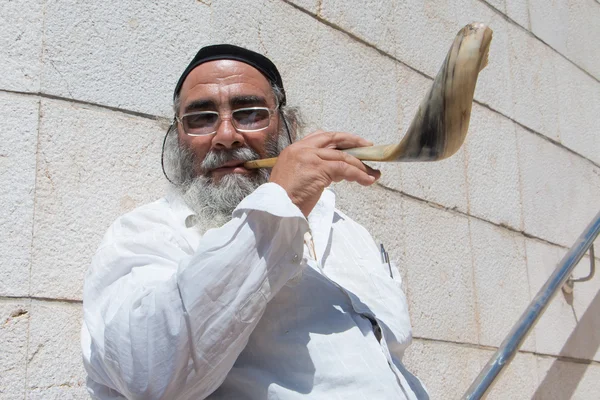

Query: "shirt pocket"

xmin=366 ymin=271 xmax=412 ymax=352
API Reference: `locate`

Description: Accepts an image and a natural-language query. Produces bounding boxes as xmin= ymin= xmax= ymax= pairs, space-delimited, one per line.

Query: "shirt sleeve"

xmin=82 ymin=183 xmax=309 ymax=400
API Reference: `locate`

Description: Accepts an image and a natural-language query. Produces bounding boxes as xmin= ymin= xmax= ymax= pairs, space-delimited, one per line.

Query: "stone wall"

xmin=1 ymin=0 xmax=599 ymax=398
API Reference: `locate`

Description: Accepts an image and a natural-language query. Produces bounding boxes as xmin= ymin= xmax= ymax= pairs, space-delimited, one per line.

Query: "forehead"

xmin=179 ymin=60 xmax=274 ymax=108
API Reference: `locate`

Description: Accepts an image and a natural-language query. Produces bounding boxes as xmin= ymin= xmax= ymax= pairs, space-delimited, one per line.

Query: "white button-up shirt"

xmin=82 ymin=183 xmax=427 ymax=399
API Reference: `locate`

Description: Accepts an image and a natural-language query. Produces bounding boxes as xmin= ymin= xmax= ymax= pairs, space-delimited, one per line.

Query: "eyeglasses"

xmin=176 ymin=107 xmax=276 ymax=137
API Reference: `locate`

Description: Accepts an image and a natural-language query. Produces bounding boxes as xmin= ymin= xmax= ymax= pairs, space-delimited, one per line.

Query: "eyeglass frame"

xmin=175 ymin=106 xmax=279 ymax=137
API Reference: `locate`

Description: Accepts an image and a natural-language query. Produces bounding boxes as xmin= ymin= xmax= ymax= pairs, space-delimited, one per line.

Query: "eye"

xmin=184 ymin=112 xmax=218 ymax=129
xmin=233 ymin=108 xmax=270 ymax=129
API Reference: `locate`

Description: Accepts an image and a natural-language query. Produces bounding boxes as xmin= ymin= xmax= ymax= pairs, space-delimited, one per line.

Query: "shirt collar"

xmin=165 ymin=186 xmax=339 ymax=247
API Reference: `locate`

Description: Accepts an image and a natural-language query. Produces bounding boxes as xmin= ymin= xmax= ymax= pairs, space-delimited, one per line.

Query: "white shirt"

xmin=82 ymin=183 xmax=427 ymax=399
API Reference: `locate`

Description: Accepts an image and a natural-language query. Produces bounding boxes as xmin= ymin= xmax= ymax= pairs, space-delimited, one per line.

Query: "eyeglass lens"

xmin=183 ymin=108 xmax=271 ymax=135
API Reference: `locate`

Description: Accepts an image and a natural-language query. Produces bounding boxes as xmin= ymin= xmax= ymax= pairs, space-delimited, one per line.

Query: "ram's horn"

xmin=244 ymin=22 xmax=493 ymax=169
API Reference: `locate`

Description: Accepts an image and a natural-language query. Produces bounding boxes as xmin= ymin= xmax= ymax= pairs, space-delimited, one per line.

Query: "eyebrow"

xmin=184 ymin=99 xmax=215 ymax=113
xmin=183 ymin=95 xmax=270 ymax=114
xmin=230 ymin=95 xmax=268 ymax=108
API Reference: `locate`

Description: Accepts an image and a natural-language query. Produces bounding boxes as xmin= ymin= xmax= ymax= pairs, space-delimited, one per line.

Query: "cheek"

xmin=245 ymin=135 xmax=267 ymax=157
xmin=179 ymin=133 xmax=212 ymax=161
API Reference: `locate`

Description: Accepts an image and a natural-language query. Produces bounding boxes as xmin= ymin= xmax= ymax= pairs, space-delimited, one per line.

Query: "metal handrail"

xmin=463 ymin=210 xmax=600 ymax=399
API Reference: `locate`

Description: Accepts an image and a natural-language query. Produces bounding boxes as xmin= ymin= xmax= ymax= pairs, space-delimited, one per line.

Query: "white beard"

xmin=164 ymin=129 xmax=290 ymax=233
xmin=181 ymin=161 xmax=271 ymax=233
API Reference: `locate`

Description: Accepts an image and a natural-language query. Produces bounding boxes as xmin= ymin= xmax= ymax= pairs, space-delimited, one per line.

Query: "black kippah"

xmin=173 ymin=44 xmax=286 ymax=105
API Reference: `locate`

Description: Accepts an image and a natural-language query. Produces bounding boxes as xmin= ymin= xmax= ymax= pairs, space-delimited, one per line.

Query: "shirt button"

xmin=292 ymin=253 xmax=300 ymax=263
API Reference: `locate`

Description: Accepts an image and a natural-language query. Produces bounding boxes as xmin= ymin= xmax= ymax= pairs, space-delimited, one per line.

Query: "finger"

xmin=302 ymin=131 xmax=373 ymax=149
xmin=363 ymin=162 xmax=382 ymax=181
xmin=316 ymin=149 xmax=381 ymax=180
xmin=303 ymin=129 xmax=325 ymax=138
xmin=316 ymin=149 xmax=379 ymax=185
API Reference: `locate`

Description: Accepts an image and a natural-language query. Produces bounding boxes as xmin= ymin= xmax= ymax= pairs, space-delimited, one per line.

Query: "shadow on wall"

xmin=533 ymin=288 xmax=600 ymax=399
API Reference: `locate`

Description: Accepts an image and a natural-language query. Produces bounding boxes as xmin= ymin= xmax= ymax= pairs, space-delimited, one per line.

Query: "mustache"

xmin=199 ymin=147 xmax=260 ymax=173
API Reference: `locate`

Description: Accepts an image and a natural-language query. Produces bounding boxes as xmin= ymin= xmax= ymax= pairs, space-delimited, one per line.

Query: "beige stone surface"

xmin=25 ymin=301 xmax=86 ymax=397
xmin=402 ymin=339 xmax=485 ymax=399
xmin=318 ymin=0 xmax=515 ymax=117
xmin=286 ymin=0 xmax=320 ymax=14
xmin=465 ymin=105 xmax=522 ymax=230
xmin=528 ymin=0 xmax=600 ymax=81
xmin=508 ymin=27 xmax=560 ymax=142
xmin=41 ymin=0 xmax=215 ymax=116
xmin=401 ymin=198 xmax=478 ymax=343
xmin=481 ymin=0 xmax=530 ymax=28
xmin=485 ymin=352 xmax=539 ymax=400
xmin=470 ymin=218 xmax=534 ymax=351
xmin=30 ymin=99 xmax=166 ymax=300
xmin=0 ymin=93 xmax=39 ymax=297
xmin=555 ymin=56 xmax=600 ymax=166
xmin=534 ymin=356 xmax=600 ymax=399
xmin=0 ymin=0 xmax=44 ymax=92
xmin=0 ymin=299 xmax=30 ymax=400
xmin=517 ymin=125 xmax=600 ymax=247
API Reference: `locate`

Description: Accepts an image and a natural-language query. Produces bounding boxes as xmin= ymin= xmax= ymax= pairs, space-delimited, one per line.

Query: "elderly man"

xmin=82 ymin=45 xmax=426 ymax=399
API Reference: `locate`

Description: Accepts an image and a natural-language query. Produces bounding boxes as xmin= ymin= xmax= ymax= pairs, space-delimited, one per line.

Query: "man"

xmin=82 ymin=45 xmax=427 ymax=399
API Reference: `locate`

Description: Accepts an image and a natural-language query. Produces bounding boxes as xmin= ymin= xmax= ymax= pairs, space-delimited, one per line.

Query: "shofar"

xmin=244 ymin=22 xmax=493 ymax=169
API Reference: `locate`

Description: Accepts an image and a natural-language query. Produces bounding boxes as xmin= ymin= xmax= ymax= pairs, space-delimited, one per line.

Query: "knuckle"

xmin=334 ymin=160 xmax=349 ymax=174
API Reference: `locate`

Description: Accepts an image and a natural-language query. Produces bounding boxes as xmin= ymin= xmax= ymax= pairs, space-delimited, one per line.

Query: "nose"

xmin=211 ymin=118 xmax=245 ymax=150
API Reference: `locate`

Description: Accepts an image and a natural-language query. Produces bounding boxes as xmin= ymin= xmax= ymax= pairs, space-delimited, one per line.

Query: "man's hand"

xmin=269 ymin=131 xmax=381 ymax=217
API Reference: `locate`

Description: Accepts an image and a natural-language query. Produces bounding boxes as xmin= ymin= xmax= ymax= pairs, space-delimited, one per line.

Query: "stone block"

xmin=27 ymin=386 xmax=89 ymax=400
xmin=485 ymin=352 xmax=539 ymax=400
xmin=315 ymin=30 xmax=400 ymax=145
xmin=401 ymin=199 xmax=478 ymax=343
xmin=30 ymin=100 xmax=166 ymax=300
xmin=0 ymin=93 xmax=39 ymax=297
xmin=465 ymin=105 xmax=522 ymax=230
xmin=25 ymin=301 xmax=86 ymax=397
xmin=319 ymin=0 xmax=514 ymax=116
xmin=508 ymin=27 xmax=560 ymax=141
xmin=469 ymin=218 xmax=533 ymax=351
xmin=526 ymin=239 xmax=578 ymax=359
xmin=0 ymin=0 xmax=43 ymax=92
xmin=0 ymin=299 xmax=30 ymax=400
xmin=529 ymin=0 xmax=600 ymax=81
xmin=402 ymin=339 xmax=485 ymax=399
xmin=285 ymin=0 xmax=320 ymax=14
xmin=535 ymin=356 xmax=600 ymax=399
xmin=527 ymin=0 xmax=570 ymax=56
xmin=556 ymin=57 xmax=600 ymax=166
xmin=41 ymin=0 xmax=340 ymax=119
xmin=41 ymin=0 xmax=216 ymax=116
xmin=479 ymin=0 xmax=530 ymax=28
xmin=504 ymin=0 xmax=531 ymax=29
xmin=517 ymin=125 xmax=600 ymax=247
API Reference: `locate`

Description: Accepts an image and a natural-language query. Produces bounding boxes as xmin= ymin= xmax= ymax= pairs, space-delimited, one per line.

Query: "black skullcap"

xmin=173 ymin=44 xmax=286 ymax=105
